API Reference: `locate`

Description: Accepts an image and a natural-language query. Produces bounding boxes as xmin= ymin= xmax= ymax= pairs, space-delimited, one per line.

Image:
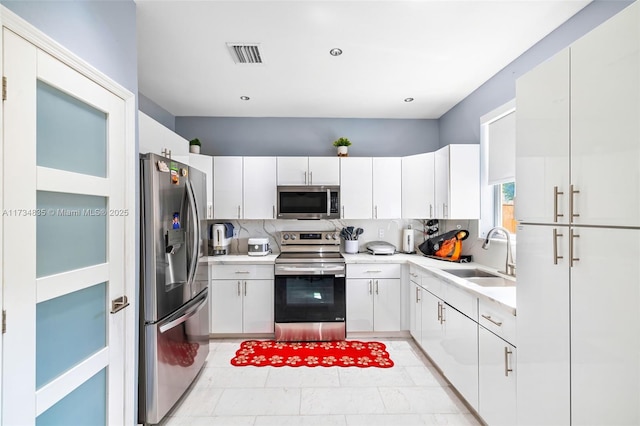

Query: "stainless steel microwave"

xmin=277 ymin=185 xmax=340 ymax=219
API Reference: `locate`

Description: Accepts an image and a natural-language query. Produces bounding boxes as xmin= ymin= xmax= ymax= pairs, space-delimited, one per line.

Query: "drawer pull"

xmin=365 ymin=270 xmax=382 ymax=273
xmin=481 ymin=314 xmax=503 ymax=327
xmin=235 ymin=271 xmax=250 ymax=274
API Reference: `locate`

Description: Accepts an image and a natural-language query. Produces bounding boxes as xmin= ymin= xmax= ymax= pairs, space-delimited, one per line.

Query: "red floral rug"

xmin=230 ymin=340 xmax=394 ymax=368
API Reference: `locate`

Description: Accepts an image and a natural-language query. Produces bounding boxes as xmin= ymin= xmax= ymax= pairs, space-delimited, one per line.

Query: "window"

xmin=480 ymin=100 xmax=516 ymax=239
xmin=496 ymin=182 xmax=517 ymax=234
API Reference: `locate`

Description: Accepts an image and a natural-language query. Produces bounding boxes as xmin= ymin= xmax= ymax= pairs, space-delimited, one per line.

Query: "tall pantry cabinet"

xmin=515 ymin=2 xmax=640 ymax=425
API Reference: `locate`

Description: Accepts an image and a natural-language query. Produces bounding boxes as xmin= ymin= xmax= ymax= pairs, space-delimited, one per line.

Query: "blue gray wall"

xmin=1 ymin=0 xmax=138 ymax=95
xmin=139 ymin=93 xmax=175 ymax=131
xmin=439 ymin=0 xmax=634 ymax=146
xmin=175 ymin=117 xmax=439 ymax=157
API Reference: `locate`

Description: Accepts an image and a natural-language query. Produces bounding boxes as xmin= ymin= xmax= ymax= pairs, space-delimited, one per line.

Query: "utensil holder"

xmin=344 ymin=240 xmax=359 ymax=254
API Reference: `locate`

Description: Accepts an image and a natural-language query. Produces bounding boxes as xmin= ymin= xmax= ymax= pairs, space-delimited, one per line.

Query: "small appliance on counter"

xmin=209 ymin=222 xmax=234 ymax=255
xmin=366 ymin=241 xmax=396 ymax=255
xmin=402 ymin=227 xmax=415 ymax=254
xmin=248 ymin=237 xmax=271 ymax=256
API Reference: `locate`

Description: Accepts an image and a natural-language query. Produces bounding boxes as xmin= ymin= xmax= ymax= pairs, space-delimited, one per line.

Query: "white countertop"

xmin=205 ymin=252 xmax=516 ymax=314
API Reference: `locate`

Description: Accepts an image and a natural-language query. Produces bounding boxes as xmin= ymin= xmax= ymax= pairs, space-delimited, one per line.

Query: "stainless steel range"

xmin=274 ymin=231 xmax=346 ymax=341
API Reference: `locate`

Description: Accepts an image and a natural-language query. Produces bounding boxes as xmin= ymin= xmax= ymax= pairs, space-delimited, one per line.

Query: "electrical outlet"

xmin=378 ymin=228 xmax=384 ymax=238
xmin=233 ymin=229 xmax=239 ymax=239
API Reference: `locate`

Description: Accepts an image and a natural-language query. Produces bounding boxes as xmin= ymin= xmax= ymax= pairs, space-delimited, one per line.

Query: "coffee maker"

xmin=209 ymin=223 xmax=234 ymax=255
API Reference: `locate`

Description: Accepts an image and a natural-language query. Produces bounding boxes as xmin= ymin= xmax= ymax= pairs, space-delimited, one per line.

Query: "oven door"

xmin=274 ymin=266 xmax=346 ymax=323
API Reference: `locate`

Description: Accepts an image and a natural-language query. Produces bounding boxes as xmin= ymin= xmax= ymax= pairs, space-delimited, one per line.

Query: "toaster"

xmin=247 ymin=237 xmax=271 ymax=256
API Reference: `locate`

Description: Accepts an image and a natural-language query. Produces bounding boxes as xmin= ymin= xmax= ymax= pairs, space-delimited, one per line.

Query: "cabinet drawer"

xmin=420 ymin=272 xmax=445 ymax=300
xmin=446 ymin=284 xmax=478 ymax=321
xmin=478 ymin=298 xmax=516 ymax=345
xmin=409 ymin=266 xmax=422 ymax=285
xmin=348 ymin=263 xmax=401 ymax=279
xmin=210 ymin=264 xmax=273 ymax=280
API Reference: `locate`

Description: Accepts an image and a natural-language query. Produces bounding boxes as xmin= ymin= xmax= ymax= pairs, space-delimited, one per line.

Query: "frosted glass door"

xmin=2 ymin=29 xmax=129 ymax=425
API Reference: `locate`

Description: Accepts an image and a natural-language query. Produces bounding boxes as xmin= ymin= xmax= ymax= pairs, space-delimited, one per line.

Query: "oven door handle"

xmin=275 ymin=265 xmax=345 ymax=276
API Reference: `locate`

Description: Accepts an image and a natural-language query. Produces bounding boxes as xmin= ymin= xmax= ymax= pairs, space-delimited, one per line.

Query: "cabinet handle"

xmin=342 ymin=206 xmax=345 ymax=218
xmin=437 ymin=301 xmax=442 ymax=322
xmin=440 ymin=304 xmax=446 ymax=324
xmin=208 ymin=204 xmax=213 ymax=219
xmin=310 ymin=171 xmax=313 ymax=185
xmin=304 ymin=171 xmax=307 ymax=185
xmin=553 ymin=186 xmax=564 ymax=222
xmin=374 ymin=205 xmax=378 ymax=219
xmin=570 ymin=184 xmax=580 ymax=220
xmin=553 ymin=228 xmax=564 ymax=265
xmin=366 ymin=270 xmax=382 ymax=273
xmin=375 ymin=280 xmax=379 ymax=295
xmin=415 ymin=287 xmax=421 ymax=302
xmin=505 ymin=347 xmax=514 ymax=377
xmin=237 ymin=281 xmax=241 ymax=296
xmin=410 ymin=272 xmax=418 ymax=278
xmin=443 ymin=203 xmax=448 ymax=218
xmin=429 ymin=204 xmax=433 ymax=218
xmin=481 ymin=314 xmax=503 ymax=327
xmin=273 ymin=205 xmax=275 ymax=219
xmin=243 ymin=281 xmax=247 ymax=296
xmin=237 ymin=205 xmax=241 ymax=219
xmin=235 ymin=271 xmax=250 ymax=274
xmin=368 ymin=280 xmax=373 ymax=295
xmin=570 ymin=228 xmax=580 ymax=267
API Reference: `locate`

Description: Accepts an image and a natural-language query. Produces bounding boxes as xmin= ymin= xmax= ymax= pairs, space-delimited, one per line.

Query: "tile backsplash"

xmin=204 ymin=218 xmax=488 ymax=260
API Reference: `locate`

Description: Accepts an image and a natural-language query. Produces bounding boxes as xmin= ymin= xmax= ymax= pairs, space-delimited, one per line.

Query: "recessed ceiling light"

xmin=404 ymin=98 xmax=414 ymax=102
xmin=240 ymin=96 xmax=250 ymax=101
xmin=329 ymin=48 xmax=343 ymax=57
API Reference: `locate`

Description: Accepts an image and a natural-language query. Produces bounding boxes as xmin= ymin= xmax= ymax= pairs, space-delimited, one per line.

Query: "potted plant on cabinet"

xmin=189 ymin=138 xmax=201 ymax=154
xmin=333 ymin=137 xmax=351 ymax=157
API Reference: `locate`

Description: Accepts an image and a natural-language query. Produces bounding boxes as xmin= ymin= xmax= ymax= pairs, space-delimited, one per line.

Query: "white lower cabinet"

xmin=478 ymin=298 xmax=517 ymax=426
xmin=346 ymin=264 xmax=401 ymax=332
xmin=209 ymin=264 xmax=274 ymax=334
xmin=479 ymin=326 xmax=517 ymax=426
xmin=414 ymin=270 xmax=479 ymax=411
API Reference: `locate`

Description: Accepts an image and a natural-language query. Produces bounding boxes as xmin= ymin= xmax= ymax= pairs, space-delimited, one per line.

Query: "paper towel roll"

xmin=402 ymin=228 xmax=415 ymax=253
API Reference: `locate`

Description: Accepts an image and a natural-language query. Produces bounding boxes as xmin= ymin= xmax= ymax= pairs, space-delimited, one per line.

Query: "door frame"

xmin=0 ymin=5 xmax=136 ymax=424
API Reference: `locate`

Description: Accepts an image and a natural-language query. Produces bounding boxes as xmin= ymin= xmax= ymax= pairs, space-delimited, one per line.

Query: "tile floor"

xmin=160 ymin=338 xmax=482 ymax=426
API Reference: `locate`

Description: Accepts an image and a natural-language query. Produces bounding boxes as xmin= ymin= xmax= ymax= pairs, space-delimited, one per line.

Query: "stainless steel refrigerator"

xmin=138 ymin=153 xmax=209 ymax=425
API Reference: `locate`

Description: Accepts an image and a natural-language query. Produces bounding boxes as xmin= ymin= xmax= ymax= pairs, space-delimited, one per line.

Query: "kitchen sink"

xmin=466 ymin=277 xmax=516 ymax=288
xmin=441 ymin=268 xmax=501 ymax=278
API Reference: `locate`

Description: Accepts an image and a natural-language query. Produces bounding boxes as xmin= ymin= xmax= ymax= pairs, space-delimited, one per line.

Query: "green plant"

xmin=332 ymin=137 xmax=351 ymax=147
xmin=189 ymin=138 xmax=201 ymax=147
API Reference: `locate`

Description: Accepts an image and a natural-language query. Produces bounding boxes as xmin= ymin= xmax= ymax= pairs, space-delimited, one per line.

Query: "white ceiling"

xmin=136 ymin=0 xmax=590 ymax=119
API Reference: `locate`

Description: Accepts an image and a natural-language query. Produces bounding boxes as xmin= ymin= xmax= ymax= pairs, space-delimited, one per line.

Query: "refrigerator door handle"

xmin=185 ymin=179 xmax=200 ymax=286
xmin=158 ymin=290 xmax=207 ymax=333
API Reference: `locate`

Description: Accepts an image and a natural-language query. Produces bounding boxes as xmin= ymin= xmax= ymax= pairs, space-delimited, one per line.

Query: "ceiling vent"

xmin=227 ymin=43 xmax=263 ymax=64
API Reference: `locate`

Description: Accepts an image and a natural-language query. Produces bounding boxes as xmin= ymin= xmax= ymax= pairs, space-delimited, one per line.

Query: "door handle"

xmin=505 ymin=347 xmax=514 ymax=377
xmin=570 ymin=184 xmax=580 ymax=221
xmin=243 ymin=281 xmax=247 ymax=296
xmin=237 ymin=281 xmax=241 ymax=296
xmin=159 ymin=293 xmax=207 ymax=333
xmin=553 ymin=186 xmax=564 ymax=222
xmin=368 ymin=280 xmax=373 ymax=295
xmin=553 ymin=228 xmax=564 ymax=265
xmin=375 ymin=280 xmax=379 ymax=295
xmin=570 ymin=228 xmax=580 ymax=267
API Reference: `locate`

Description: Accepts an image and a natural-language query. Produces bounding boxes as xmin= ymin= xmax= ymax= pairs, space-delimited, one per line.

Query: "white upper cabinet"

xmin=515 ymin=49 xmax=570 ymax=224
xmin=372 ymin=157 xmax=402 ymax=219
xmin=340 ymin=157 xmax=373 ymax=219
xmin=189 ymin=153 xmax=214 ymax=219
xmin=213 ymin=156 xmax=243 ymax=219
xmin=308 ymin=157 xmax=340 ymax=185
xmin=569 ymin=3 xmax=639 ymax=227
xmin=243 ymin=157 xmax=277 ymax=219
xmin=402 ymin=152 xmax=435 ymax=219
xmin=138 ymin=111 xmax=189 ymax=158
xmin=276 ymin=156 xmax=339 ymax=185
xmin=434 ymin=144 xmax=480 ymax=219
xmin=516 ymin=2 xmax=639 ymax=227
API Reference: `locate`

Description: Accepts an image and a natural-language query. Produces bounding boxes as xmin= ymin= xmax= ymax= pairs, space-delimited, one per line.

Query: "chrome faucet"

xmin=482 ymin=227 xmax=516 ymax=277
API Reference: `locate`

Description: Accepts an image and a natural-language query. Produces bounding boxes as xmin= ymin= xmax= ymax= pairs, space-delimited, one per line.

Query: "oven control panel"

xmin=280 ymin=231 xmax=340 ymax=245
